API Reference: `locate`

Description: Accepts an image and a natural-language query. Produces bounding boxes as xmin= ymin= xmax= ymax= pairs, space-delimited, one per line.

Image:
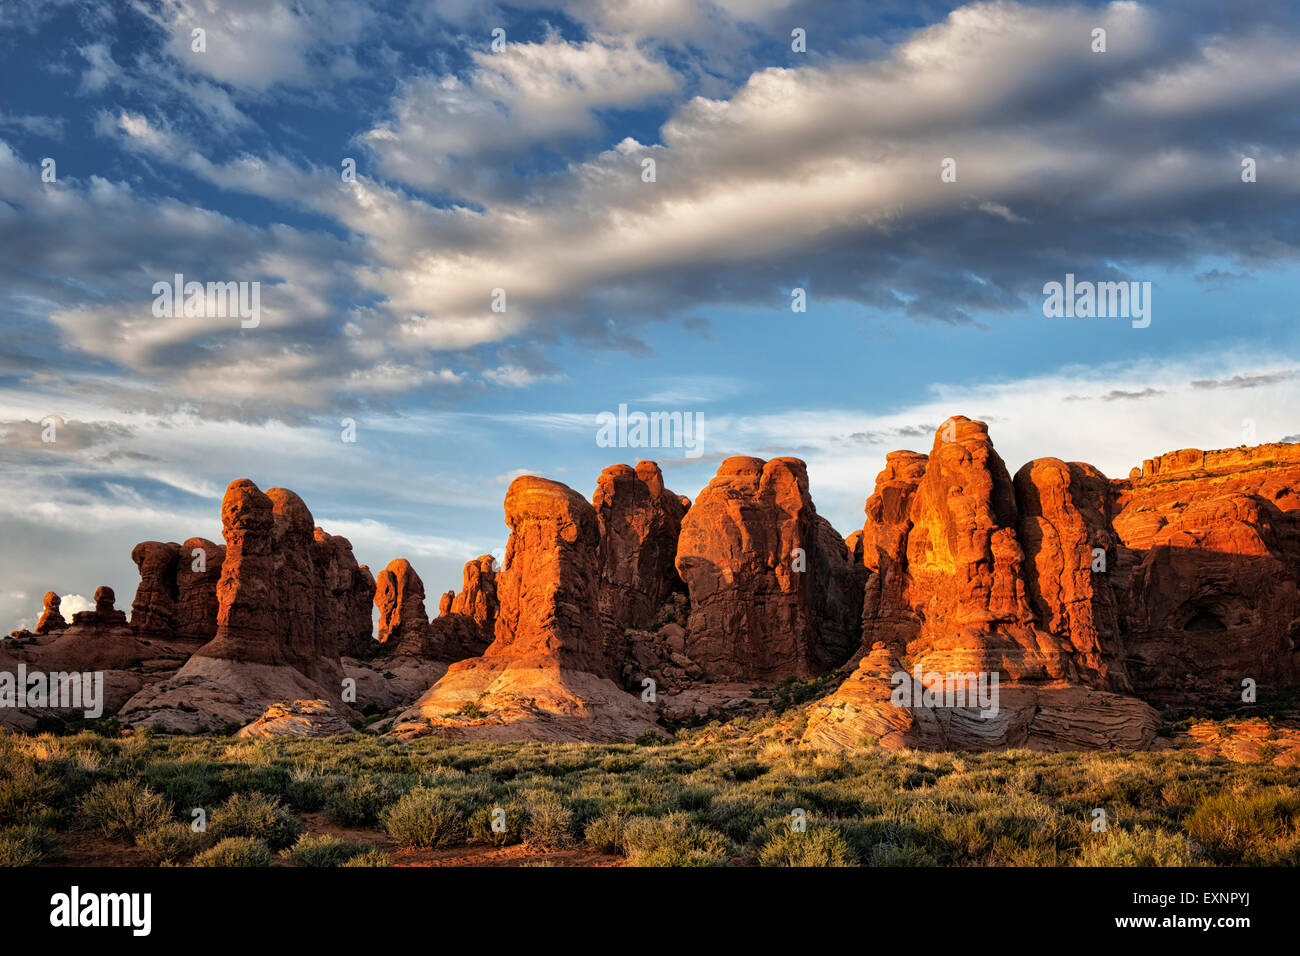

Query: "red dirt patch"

xmin=47 ymin=829 xmax=153 ymax=867
xmin=391 ymin=844 xmax=622 ymax=867
xmin=43 ymin=812 xmax=625 ymax=867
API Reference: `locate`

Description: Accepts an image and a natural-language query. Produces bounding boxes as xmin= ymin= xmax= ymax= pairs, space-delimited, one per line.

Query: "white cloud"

xmin=481 ymin=364 xmax=566 ymax=387
xmin=147 ymin=0 xmax=374 ymax=91
xmin=76 ymin=41 xmax=121 ymax=94
xmin=364 ymin=37 xmax=681 ymax=195
xmin=493 ymin=468 xmax=542 ymax=485
xmin=67 ymin=1 xmax=1300 ymax=409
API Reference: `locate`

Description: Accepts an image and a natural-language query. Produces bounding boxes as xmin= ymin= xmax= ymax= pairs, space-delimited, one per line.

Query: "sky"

xmin=1 ymin=0 xmax=1299 ymax=633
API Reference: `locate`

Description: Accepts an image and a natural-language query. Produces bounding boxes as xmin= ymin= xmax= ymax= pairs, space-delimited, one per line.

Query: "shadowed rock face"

xmin=130 ymin=539 xmax=227 ymax=641
xmin=175 ymin=538 xmax=225 ymax=641
xmin=1014 ymin=457 xmax=1128 ymax=688
xmin=130 ymin=542 xmax=180 ymax=635
xmin=675 ymin=456 xmax=863 ymax=681
xmin=70 ymin=585 xmax=128 ymax=627
xmin=1111 ymin=444 xmax=1300 ymax=703
xmin=449 ymin=554 xmax=499 ymax=649
xmin=313 ymin=528 xmax=375 ymax=659
xmin=373 ymin=557 xmax=488 ymax=662
xmin=375 ymin=558 xmax=428 ymax=648
xmin=593 ymin=461 xmax=688 ymax=663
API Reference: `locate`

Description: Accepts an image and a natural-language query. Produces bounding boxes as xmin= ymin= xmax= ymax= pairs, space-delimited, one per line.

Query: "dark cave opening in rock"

xmin=1184 ymin=607 xmax=1228 ymax=632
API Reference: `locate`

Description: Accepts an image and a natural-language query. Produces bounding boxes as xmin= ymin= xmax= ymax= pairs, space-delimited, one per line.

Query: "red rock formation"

xmin=130 ymin=538 xmax=226 ymax=642
xmin=118 ymin=479 xmax=359 ymax=732
xmin=70 ymin=586 xmax=128 ymax=627
xmin=373 ymin=558 xmax=487 ymax=662
xmin=392 ymin=476 xmax=657 ymax=742
xmin=236 ymin=698 xmax=355 ymax=738
xmin=34 ymin=591 xmax=67 ymax=634
xmin=805 ymin=418 xmax=1160 ymax=753
xmin=1111 ymin=443 xmax=1300 ymax=703
xmin=802 ymin=642 xmax=1157 ymax=752
xmin=312 ymin=528 xmax=375 ymax=658
xmin=857 ymin=418 xmax=1092 ymax=681
xmin=181 ymin=484 xmax=341 ymax=686
xmin=675 ymin=456 xmax=862 ymax=681
xmin=130 ymin=542 xmax=180 ymax=635
xmin=450 ymin=554 xmax=499 ymax=648
xmin=858 ymin=450 xmax=928 ymax=656
xmin=487 ymin=476 xmax=607 ymax=673
xmin=174 ymin=538 xmax=225 ymax=641
xmin=18 ymin=425 xmax=1300 ymax=751
xmin=593 ymin=461 xmax=688 ymax=663
xmin=1 ymin=584 xmax=193 ymax=731
xmin=375 ymin=558 xmax=428 ymax=647
xmin=1014 ymin=458 xmax=1128 ymax=688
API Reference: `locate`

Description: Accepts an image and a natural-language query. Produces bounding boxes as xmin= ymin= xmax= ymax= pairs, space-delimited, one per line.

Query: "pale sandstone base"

xmin=119 ymin=656 xmax=359 ymax=733
xmin=237 ymin=698 xmax=355 ymax=738
xmin=390 ymin=657 xmax=661 ymax=743
xmin=800 ymin=646 xmax=1160 ymax=752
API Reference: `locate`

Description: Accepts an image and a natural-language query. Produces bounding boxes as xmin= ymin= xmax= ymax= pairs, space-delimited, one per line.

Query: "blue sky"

xmin=2 ymin=0 xmax=1299 ymax=632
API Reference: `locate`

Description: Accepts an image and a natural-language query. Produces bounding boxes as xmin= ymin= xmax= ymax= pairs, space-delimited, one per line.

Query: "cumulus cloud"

xmin=364 ymin=37 xmax=681 ymax=198
xmin=144 ymin=0 xmax=376 ymax=91
xmin=13 ymin=1 xmax=1299 ymax=422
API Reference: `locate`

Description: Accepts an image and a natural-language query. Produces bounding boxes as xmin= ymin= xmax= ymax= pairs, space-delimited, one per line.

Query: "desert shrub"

xmin=522 ymin=790 xmax=573 ymax=848
xmin=598 ymin=753 xmax=642 ymax=774
xmin=865 ymin=841 xmax=941 ymax=866
xmin=325 ymin=774 xmax=403 ymax=827
xmin=210 ymin=792 xmax=302 ymax=850
xmin=193 ymin=836 xmax=272 ymax=867
xmin=80 ymin=780 xmax=172 ymax=841
xmin=722 ymin=759 xmax=766 ymax=783
xmin=469 ymin=800 xmax=527 ymax=846
xmin=136 ymin=822 xmax=204 ymax=865
xmin=584 ymin=809 xmax=629 ymax=854
xmin=286 ymin=768 xmax=345 ymax=812
xmin=758 ymin=828 xmax=858 ymax=867
xmin=623 ymin=813 xmax=731 ymax=867
xmin=1184 ymin=788 xmax=1300 ymax=863
xmin=672 ymin=787 xmax=714 ymax=812
xmin=140 ymin=761 xmax=225 ymax=812
xmin=0 ymin=825 xmax=53 ymax=866
xmin=1077 ymin=826 xmax=1206 ymax=867
xmin=928 ymin=795 xmax=1066 ymax=864
xmin=283 ymin=833 xmax=373 ymax=867
xmin=340 ymin=849 xmax=391 ymax=867
xmin=383 ymin=787 xmax=466 ymax=848
xmin=700 ymin=795 xmax=765 ymax=844
xmin=0 ymin=764 xmax=54 ymax=827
